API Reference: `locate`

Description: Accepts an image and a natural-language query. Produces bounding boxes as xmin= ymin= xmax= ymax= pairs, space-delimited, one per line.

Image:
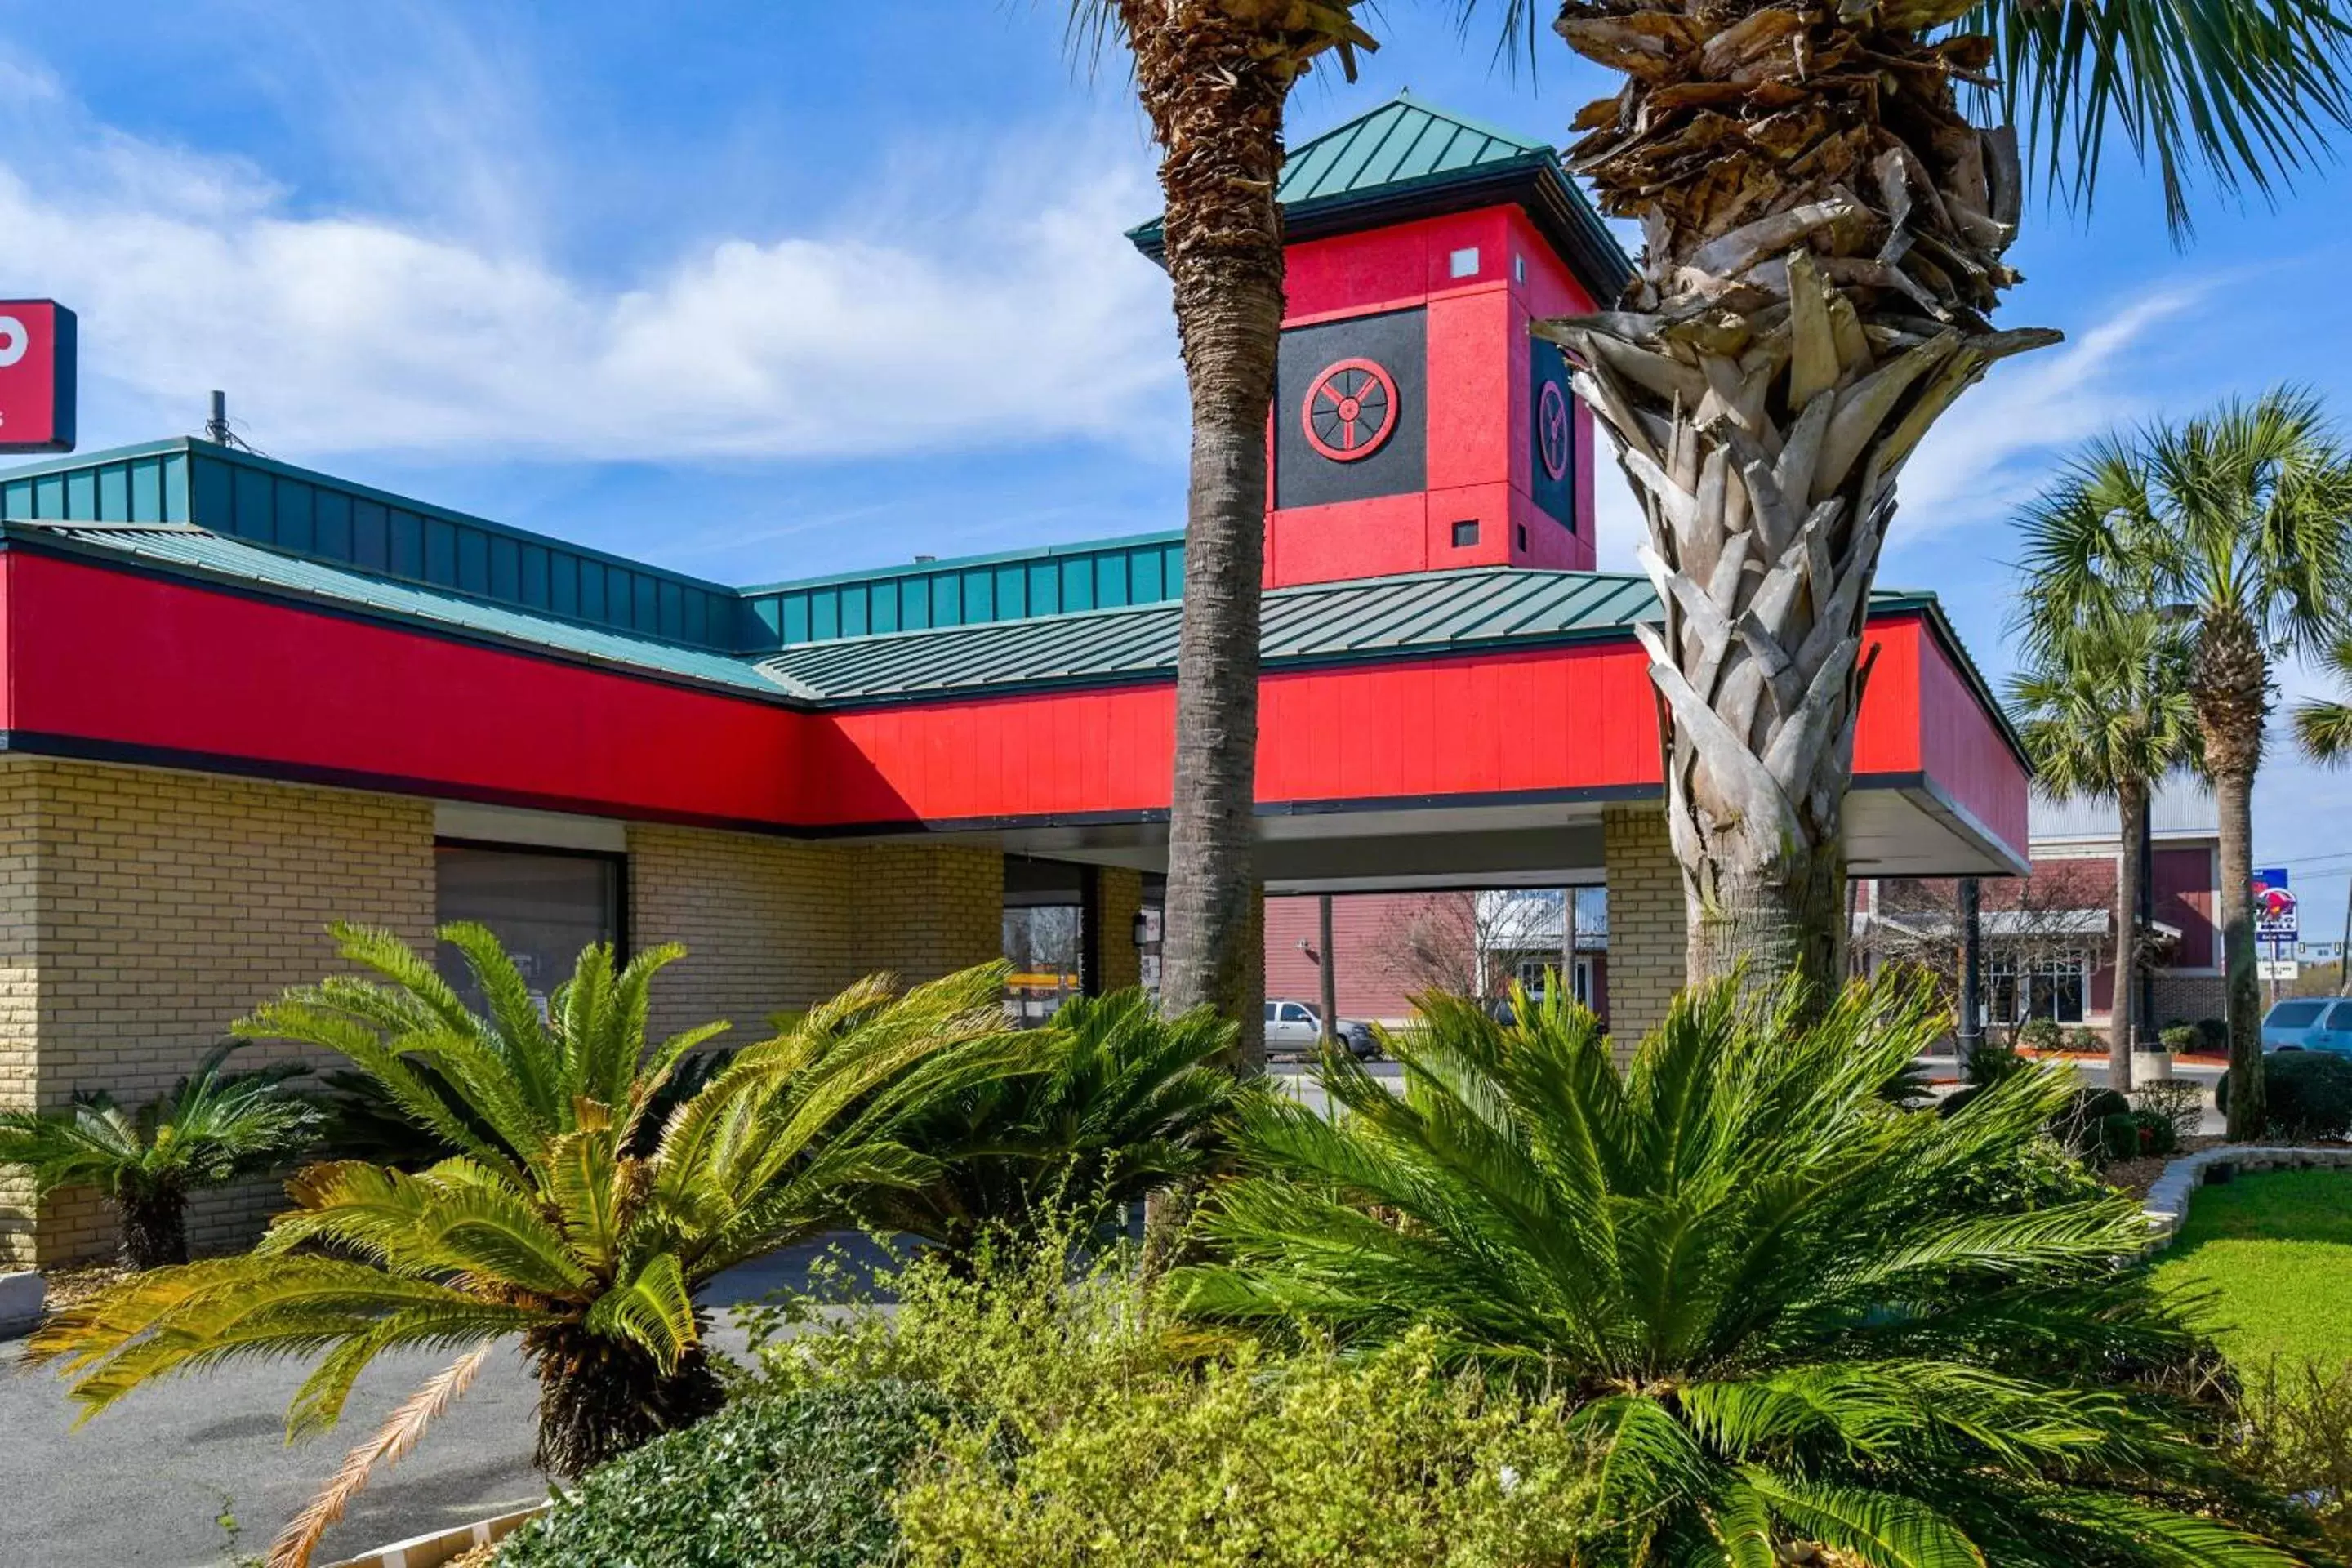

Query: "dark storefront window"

xmin=434 ymin=842 xmax=625 ymax=1009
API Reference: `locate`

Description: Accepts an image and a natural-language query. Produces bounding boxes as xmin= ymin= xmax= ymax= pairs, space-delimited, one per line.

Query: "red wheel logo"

xmin=1302 ymin=359 xmax=1398 ymax=462
xmin=1538 ymin=380 xmax=1571 ymax=481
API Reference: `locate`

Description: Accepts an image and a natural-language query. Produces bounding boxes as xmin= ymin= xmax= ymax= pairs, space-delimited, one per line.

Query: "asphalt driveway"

xmin=0 ymin=1237 xmax=890 ymax=1568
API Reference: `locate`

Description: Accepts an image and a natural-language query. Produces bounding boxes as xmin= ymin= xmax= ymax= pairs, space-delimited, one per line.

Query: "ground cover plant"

xmin=1177 ymin=976 xmax=2309 ymax=1566
xmin=31 ymin=928 xmax=1023 ymax=1568
xmin=496 ymin=1379 xmax=964 ymax=1568
xmin=2152 ymin=1168 xmax=2352 ymax=1374
xmin=0 ymin=1043 xmax=319 ymax=1267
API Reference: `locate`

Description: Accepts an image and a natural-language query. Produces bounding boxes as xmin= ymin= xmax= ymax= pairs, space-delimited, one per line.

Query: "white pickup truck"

xmin=1263 ymin=1000 xmax=1379 ymax=1059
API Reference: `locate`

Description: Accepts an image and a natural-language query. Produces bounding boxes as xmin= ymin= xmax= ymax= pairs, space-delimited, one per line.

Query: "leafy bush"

xmin=2067 ymin=1025 xmax=2102 ymax=1054
xmin=752 ymin=1227 xmax=1591 ymax=1568
xmin=497 ymin=1381 xmax=962 ymax=1568
xmin=2136 ymin=1080 xmax=2204 ymax=1145
xmin=2160 ymin=1023 xmax=2201 ymax=1054
xmin=897 ymin=1334 xmax=1590 ymax=1568
xmin=2198 ymin=1018 xmax=2232 ymax=1054
xmin=2096 ymin=1110 xmax=2178 ymax=1161
xmin=2050 ymin=1085 xmax=2132 ymax=1156
xmin=2230 ymin=1359 xmax=2352 ymax=1557
xmin=1177 ymin=976 xmax=2301 ymax=1563
xmin=2267 ymin=1051 xmax=2352 ymax=1141
xmin=1964 ymin=1033 xmax=2027 ymax=1089
xmin=2017 ymin=1016 xmax=2065 ymax=1054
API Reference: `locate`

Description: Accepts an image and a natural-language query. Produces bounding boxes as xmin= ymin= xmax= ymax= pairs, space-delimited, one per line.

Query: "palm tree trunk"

xmin=2195 ymin=614 xmax=2268 ymax=1138
xmin=2111 ymin=776 xmax=2147 ymax=1094
xmin=117 ymin=1183 xmax=188 ymax=1270
xmin=524 ymin=1326 xmax=724 ymax=1477
xmin=1543 ymin=3 xmax=2059 ymax=1001
xmin=1120 ymin=3 xmax=1302 ymax=1066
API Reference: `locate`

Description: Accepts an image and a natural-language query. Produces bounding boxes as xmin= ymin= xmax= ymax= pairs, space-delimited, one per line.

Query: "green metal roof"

xmin=1276 ymin=93 xmax=1550 ymax=206
xmin=758 ymin=568 xmax=1665 ymax=702
xmin=0 ymin=520 xmax=804 ymax=700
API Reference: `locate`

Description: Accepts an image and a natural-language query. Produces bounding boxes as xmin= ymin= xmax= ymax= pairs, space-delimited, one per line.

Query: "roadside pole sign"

xmin=2254 ymin=866 xmax=2298 ymax=941
xmin=0 ymin=301 xmax=76 ymax=454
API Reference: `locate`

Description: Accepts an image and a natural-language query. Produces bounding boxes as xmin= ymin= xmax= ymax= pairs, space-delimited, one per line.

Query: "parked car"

xmin=2260 ymin=997 xmax=2352 ymax=1054
xmin=1263 ymin=1000 xmax=1379 ymax=1060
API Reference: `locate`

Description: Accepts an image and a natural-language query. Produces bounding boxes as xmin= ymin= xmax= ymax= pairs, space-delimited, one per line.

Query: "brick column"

xmin=1091 ymin=868 xmax=1145 ymax=994
xmin=1602 ymin=801 xmax=1682 ymax=1054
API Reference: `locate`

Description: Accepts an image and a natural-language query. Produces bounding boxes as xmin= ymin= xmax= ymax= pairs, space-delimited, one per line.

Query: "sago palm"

xmin=1481 ymin=0 xmax=2352 ymax=999
xmin=1176 ymin=979 xmax=2304 ymax=1566
xmin=2007 ymin=608 xmax=2199 ymax=1091
xmin=859 ymin=988 xmax=1249 ymax=1255
xmin=2016 ymin=389 xmax=2352 ymax=1137
xmin=0 ymin=1044 xmax=319 ymax=1268
xmin=31 ymin=924 xmax=1021 ymax=1568
xmin=1071 ymin=1 xmax=1373 ymax=1053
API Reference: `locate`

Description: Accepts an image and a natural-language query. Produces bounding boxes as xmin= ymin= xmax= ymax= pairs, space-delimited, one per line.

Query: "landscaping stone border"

xmin=2140 ymin=1144 xmax=2352 ymax=1245
xmin=318 ymin=1502 xmax=548 ymax=1568
xmin=0 ymin=1272 xmax=42 ymax=1339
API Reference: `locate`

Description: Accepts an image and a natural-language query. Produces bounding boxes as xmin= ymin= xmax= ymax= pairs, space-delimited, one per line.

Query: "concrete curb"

xmin=2140 ymin=1143 xmax=2352 ymax=1245
xmin=0 ymin=1272 xmax=43 ymax=1339
xmin=319 ymin=1501 xmax=549 ymax=1568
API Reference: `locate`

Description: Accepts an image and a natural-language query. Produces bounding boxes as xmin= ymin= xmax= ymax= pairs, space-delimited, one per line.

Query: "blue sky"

xmin=7 ymin=0 xmax=2352 ymax=931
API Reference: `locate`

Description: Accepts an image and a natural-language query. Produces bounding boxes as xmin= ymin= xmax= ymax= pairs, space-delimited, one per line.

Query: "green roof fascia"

xmin=0 ymin=436 xmax=194 ymax=484
xmin=0 ymin=520 xmax=814 ymax=706
xmin=737 ymin=528 xmax=1185 ymax=595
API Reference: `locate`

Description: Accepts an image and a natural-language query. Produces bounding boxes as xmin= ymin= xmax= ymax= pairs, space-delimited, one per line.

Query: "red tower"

xmin=1132 ymin=95 xmax=1633 ymax=588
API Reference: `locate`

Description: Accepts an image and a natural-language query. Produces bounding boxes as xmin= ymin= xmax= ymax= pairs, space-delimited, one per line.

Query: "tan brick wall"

xmin=1094 ymin=869 xmax=1144 ymax=994
xmin=1602 ymin=801 xmax=1682 ymax=1054
xmin=5 ymin=758 xmax=435 ymax=1265
xmin=848 ymin=843 xmax=1006 ymax=985
xmin=627 ymin=824 xmax=859 ymax=1041
xmin=0 ymin=764 xmax=41 ymax=1265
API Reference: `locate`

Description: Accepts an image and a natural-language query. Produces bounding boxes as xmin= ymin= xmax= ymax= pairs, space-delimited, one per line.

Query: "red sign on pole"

xmin=0 ymin=301 xmax=78 ymax=454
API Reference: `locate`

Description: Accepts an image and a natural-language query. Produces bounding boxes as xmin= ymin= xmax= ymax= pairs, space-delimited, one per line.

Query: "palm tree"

xmin=1071 ymin=2 xmax=1374 ymax=1055
xmin=2290 ymin=628 xmax=2352 ymax=764
xmin=2016 ymin=390 xmax=2352 ymax=1138
xmin=1488 ymin=0 xmax=2352 ymax=999
xmin=1174 ymin=979 xmax=2306 ymax=1566
xmin=31 ymin=925 xmax=1020 ymax=1568
xmin=0 ymin=1045 xmax=319 ymax=1268
xmin=858 ymin=987 xmax=1249 ymax=1256
xmin=2007 ymin=609 xmax=2199 ymax=1093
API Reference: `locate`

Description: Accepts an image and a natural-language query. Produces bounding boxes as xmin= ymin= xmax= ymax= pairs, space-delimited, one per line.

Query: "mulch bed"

xmin=37 ymin=1263 xmax=136 ymax=1312
xmin=2104 ymin=1136 xmax=2231 ymax=1200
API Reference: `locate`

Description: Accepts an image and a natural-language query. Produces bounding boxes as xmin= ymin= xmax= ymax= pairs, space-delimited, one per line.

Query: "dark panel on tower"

xmin=1530 ymin=335 xmax=1576 ymax=529
xmin=1273 ymin=308 xmax=1427 ymax=510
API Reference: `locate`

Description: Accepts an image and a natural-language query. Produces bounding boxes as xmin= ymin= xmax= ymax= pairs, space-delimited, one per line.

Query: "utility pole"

xmin=2338 ymin=885 xmax=2351 ymax=996
xmin=205 ymin=390 xmax=230 ymax=445
xmin=1563 ymin=887 xmax=1578 ymax=1005
xmin=1316 ymin=893 xmax=1338 ymax=1045
xmin=1957 ymin=877 xmax=1983 ymax=1068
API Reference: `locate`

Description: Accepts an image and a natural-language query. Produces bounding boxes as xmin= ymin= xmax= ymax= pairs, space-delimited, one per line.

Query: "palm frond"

xmin=266 ymin=1343 xmax=492 ymax=1568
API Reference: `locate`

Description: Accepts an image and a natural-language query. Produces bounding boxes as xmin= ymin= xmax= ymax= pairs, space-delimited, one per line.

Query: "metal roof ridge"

xmin=737 ymin=528 xmax=1186 ymax=595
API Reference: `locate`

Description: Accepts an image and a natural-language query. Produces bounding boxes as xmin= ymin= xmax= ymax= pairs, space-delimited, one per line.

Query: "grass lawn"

xmin=2151 ymin=1168 xmax=2352 ymax=1373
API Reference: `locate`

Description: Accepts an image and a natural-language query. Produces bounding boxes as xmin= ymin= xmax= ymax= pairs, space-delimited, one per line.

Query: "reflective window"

xmin=2270 ymin=1000 xmax=2328 ymax=1028
xmin=2326 ymin=1002 xmax=2352 ymax=1031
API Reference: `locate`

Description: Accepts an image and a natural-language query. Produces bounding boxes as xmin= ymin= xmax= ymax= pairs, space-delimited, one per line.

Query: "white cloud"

xmin=0 ymin=56 xmax=1181 ymax=464
xmin=1888 ymin=287 xmax=2205 ymax=546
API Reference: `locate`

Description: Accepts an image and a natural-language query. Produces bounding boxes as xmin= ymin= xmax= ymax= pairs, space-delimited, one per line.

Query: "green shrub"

xmin=896 ymin=1334 xmax=1591 ymax=1568
xmin=2098 ymin=1110 xmax=2144 ymax=1162
xmin=497 ymin=1381 xmax=962 ymax=1568
xmin=2017 ymin=1016 xmax=2064 ymax=1054
xmin=2160 ymin=1023 xmax=2201 ymax=1054
xmin=2268 ymin=1051 xmax=2352 ymax=1141
xmin=1963 ymin=1034 xmax=2027 ymax=1089
xmin=2066 ymin=1025 xmax=2102 ymax=1054
xmin=2136 ymin=1108 xmax=2181 ymax=1156
xmin=2136 ymin=1079 xmax=2204 ymax=1144
xmin=2050 ymin=1086 xmax=2132 ymax=1156
xmin=2230 ymin=1358 xmax=2352 ymax=1557
xmin=2197 ymin=1017 xmax=2231 ymax=1054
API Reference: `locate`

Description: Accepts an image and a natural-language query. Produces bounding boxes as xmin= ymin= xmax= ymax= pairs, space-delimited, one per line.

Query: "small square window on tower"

xmin=1451 ymin=519 xmax=1481 ymax=548
xmin=1449 ymin=247 xmax=1481 ymax=279
xmin=1513 ymin=253 xmax=1526 ymax=283
xmin=1516 ymin=523 xmax=1530 ymax=551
